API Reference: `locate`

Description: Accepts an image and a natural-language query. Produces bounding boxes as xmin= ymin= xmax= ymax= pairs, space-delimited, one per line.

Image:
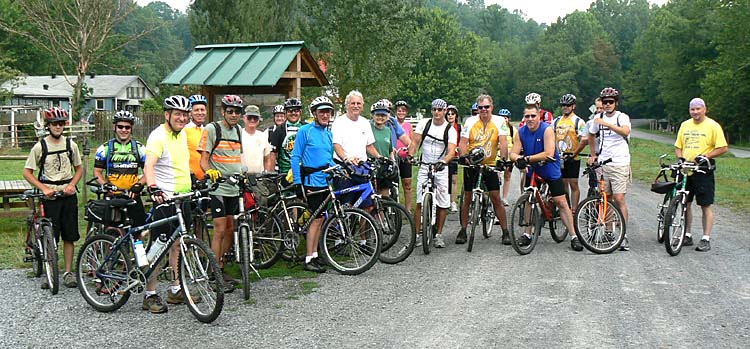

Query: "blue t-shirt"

xmin=519 ymin=122 xmax=561 ymax=181
xmin=291 ymin=123 xmax=334 ymax=187
xmin=388 ymin=116 xmax=405 ymax=149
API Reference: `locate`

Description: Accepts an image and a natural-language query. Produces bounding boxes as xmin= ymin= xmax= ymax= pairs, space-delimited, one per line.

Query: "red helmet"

xmin=44 ymin=107 xmax=69 ymax=124
xmin=221 ymin=95 xmax=244 ymax=108
xmin=600 ymin=87 xmax=620 ymax=100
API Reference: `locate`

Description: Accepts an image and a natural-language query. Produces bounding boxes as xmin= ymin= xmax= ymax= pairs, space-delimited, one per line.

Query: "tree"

xmin=189 ymin=0 xmax=303 ymax=45
xmin=0 ymin=0 xmax=157 ymax=120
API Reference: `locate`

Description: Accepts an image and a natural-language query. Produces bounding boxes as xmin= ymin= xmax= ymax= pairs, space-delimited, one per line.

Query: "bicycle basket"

xmin=650 ymin=181 xmax=676 ymax=194
xmin=84 ymin=199 xmax=128 ymax=226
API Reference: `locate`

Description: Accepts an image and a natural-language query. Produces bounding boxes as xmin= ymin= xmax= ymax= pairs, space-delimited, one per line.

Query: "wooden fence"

xmin=92 ymin=111 xmax=164 ymax=144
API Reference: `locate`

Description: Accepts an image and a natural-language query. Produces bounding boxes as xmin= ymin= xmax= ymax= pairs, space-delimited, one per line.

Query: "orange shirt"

xmin=184 ymin=127 xmax=205 ymax=179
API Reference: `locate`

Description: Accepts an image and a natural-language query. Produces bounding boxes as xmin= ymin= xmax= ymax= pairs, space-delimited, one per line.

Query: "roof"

xmin=162 ymin=41 xmax=329 ymax=87
xmin=3 ymin=75 xmax=155 ymax=98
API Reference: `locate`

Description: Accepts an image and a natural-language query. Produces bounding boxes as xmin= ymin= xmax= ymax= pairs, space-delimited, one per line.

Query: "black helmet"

xmin=378 ymin=158 xmax=399 ymax=181
xmin=468 ymin=148 xmax=486 ymax=165
xmin=113 ymin=110 xmax=136 ymax=124
xmin=284 ymin=97 xmax=303 ymax=109
xmin=559 ymin=94 xmax=577 ymax=105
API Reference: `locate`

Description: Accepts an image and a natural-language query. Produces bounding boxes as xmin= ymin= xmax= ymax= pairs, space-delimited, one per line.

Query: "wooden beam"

xmin=281 ymin=71 xmax=318 ymax=79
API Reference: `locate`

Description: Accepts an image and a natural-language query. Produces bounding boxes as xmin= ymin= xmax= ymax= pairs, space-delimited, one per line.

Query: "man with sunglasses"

xmin=93 ymin=110 xmax=148 ymax=226
xmin=270 ymin=98 xmax=307 ymax=180
xmin=457 ymin=94 xmax=511 ymax=245
xmin=240 ymin=105 xmax=273 ymax=174
xmin=553 ymin=94 xmax=587 ymax=211
xmin=587 ymin=87 xmax=632 ymax=251
xmin=510 ymin=105 xmax=583 ymax=251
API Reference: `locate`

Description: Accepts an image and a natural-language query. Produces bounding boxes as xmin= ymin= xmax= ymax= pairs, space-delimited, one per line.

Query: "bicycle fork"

xmin=234 ymin=221 xmax=260 ymax=279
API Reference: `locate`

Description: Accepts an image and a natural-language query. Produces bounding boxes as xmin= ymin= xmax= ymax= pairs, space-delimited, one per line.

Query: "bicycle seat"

xmin=24 ymin=189 xmax=37 ymax=196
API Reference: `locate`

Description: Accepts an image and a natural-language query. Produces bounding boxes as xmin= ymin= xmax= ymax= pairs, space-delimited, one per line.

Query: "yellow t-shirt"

xmin=461 ymin=115 xmax=509 ymax=165
xmin=553 ymin=115 xmax=586 ymax=159
xmin=674 ymin=117 xmax=728 ymax=161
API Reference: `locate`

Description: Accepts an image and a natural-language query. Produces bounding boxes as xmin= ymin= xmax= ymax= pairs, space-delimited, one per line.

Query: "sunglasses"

xmin=225 ymin=109 xmax=242 ymax=115
xmin=523 ymin=114 xmax=538 ymax=119
xmin=245 ymin=115 xmax=259 ymax=120
xmin=561 ymin=104 xmax=574 ymax=107
xmin=116 ymin=124 xmax=132 ymax=130
xmin=602 ymin=99 xmax=616 ymax=105
xmin=477 ymin=105 xmax=491 ymax=110
xmin=447 ymin=111 xmax=457 ymax=115
xmin=49 ymin=121 xmax=65 ymax=127
xmin=432 ymin=108 xmax=444 ymax=112
xmin=287 ymin=108 xmax=301 ymax=113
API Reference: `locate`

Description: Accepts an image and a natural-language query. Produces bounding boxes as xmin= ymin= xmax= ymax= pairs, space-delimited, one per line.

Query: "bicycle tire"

xmin=76 ymin=234 xmax=131 ymax=312
xmin=280 ymin=203 xmax=309 ymax=262
xmin=319 ymin=207 xmax=381 ymax=275
xmin=548 ymin=204 xmax=568 ymax=243
xmin=656 ymin=193 xmax=671 ymax=243
xmin=28 ymin=225 xmax=43 ymax=277
xmin=468 ymin=193 xmax=481 ymax=252
xmin=509 ymin=194 xmax=540 ymax=255
xmin=378 ymin=200 xmax=416 ymax=264
xmin=179 ymin=238 xmax=224 ymax=323
xmin=421 ymin=193 xmax=433 ymax=255
xmin=251 ymin=208 xmax=284 ymax=269
xmin=664 ymin=196 xmax=687 ymax=256
xmin=192 ymin=214 xmax=211 ymax=248
xmin=574 ymin=197 xmax=625 ymax=254
xmin=41 ymin=224 xmax=59 ymax=295
xmin=239 ymin=226 xmax=251 ymax=300
xmin=481 ymin=195 xmax=494 ymax=239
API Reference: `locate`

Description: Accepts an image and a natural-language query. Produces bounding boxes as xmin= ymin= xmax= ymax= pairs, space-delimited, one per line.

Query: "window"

xmin=96 ymin=99 xmax=105 ymax=110
xmin=50 ymin=100 xmax=61 ymax=108
xmin=127 ymin=86 xmax=145 ymax=99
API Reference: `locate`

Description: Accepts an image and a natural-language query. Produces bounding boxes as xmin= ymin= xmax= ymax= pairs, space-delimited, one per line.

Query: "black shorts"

xmin=398 ymin=157 xmax=412 ymax=179
xmin=561 ymin=159 xmax=581 ymax=179
xmin=524 ymin=176 xmax=567 ymax=197
xmin=449 ymin=161 xmax=458 ymax=176
xmin=303 ymin=186 xmax=328 ymax=218
xmin=686 ymin=171 xmax=715 ymax=206
xmin=127 ymin=196 xmax=147 ymax=227
xmin=151 ymin=201 xmax=192 ymax=237
xmin=463 ymin=167 xmax=501 ymax=192
xmin=43 ymin=194 xmax=79 ymax=242
xmin=209 ymin=195 xmax=240 ymax=218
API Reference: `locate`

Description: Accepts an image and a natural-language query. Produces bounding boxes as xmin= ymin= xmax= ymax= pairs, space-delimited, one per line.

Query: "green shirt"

xmin=370 ymin=123 xmax=392 ymax=159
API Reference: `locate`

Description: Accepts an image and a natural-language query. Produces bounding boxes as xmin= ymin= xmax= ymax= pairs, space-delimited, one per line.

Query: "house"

xmin=1 ymin=74 xmax=155 ymax=118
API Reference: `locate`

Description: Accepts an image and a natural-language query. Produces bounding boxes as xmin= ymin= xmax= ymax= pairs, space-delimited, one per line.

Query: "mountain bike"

xmin=76 ymin=186 xmax=224 ymax=323
xmin=414 ymin=160 xmax=443 ymax=254
xmin=15 ymin=190 xmax=63 ymax=295
xmin=458 ymin=162 xmax=501 ymax=252
xmin=573 ymin=159 xmax=626 ymax=254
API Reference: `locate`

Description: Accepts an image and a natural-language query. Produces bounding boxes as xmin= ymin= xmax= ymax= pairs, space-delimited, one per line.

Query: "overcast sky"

xmin=137 ymin=0 xmax=670 ymax=25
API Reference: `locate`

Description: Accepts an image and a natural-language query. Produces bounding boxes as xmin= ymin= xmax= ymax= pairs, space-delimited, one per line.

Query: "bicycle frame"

xmin=524 ymin=171 xmax=553 ymax=221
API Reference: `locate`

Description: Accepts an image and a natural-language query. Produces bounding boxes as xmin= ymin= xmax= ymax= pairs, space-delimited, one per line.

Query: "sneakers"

xmin=570 ymin=237 xmax=583 ymax=251
xmin=695 ymin=239 xmax=711 ymax=252
xmin=683 ymin=235 xmax=694 ymax=246
xmin=415 ymin=234 xmax=422 ymax=247
xmin=434 ymin=234 xmax=445 ymax=248
xmin=619 ymin=236 xmax=630 ymax=251
xmin=502 ymin=198 xmax=509 ymax=207
xmin=142 ymin=294 xmax=168 ymax=314
xmin=501 ymin=229 xmax=511 ymax=245
xmin=304 ymin=258 xmax=326 ymax=273
xmin=167 ymin=287 xmax=202 ymax=304
xmin=450 ymin=202 xmax=458 ymax=212
xmin=517 ymin=234 xmax=532 ymax=247
xmin=63 ymin=272 xmax=77 ymax=288
xmin=455 ymin=228 xmax=467 ymax=244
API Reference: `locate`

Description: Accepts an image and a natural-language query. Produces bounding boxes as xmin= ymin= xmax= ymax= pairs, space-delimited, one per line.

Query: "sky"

xmin=136 ymin=0 xmax=670 ymax=25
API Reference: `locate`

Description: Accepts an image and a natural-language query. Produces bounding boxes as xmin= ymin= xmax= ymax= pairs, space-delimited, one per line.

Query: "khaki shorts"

xmin=602 ymin=164 xmax=631 ymax=195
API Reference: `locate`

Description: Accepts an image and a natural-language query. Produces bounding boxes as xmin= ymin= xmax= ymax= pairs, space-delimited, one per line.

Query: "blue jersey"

xmin=388 ymin=116 xmax=405 ymax=149
xmin=519 ymin=122 xmax=561 ymax=181
xmin=291 ymin=123 xmax=334 ymax=187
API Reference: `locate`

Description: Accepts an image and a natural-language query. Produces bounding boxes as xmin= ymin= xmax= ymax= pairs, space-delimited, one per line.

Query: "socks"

xmin=171 ymin=285 xmax=181 ymax=293
xmin=685 ymin=233 xmax=692 ymax=238
xmin=144 ymin=290 xmax=156 ymax=297
xmin=305 ymin=255 xmax=313 ymax=264
xmin=312 ymin=252 xmax=318 ymax=259
xmin=702 ymin=235 xmax=710 ymax=241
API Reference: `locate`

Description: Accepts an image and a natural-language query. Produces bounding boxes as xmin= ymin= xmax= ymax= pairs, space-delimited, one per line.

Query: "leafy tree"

xmin=588 ymin=0 xmax=652 ymax=71
xmin=189 ymin=0 xmax=303 ymax=45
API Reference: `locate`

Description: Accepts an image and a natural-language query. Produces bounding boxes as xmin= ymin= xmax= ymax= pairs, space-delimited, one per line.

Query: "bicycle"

xmin=413 ymin=160 xmax=443 ymax=254
xmin=83 ymin=177 xmax=140 ymax=241
xmin=15 ymin=190 xmax=63 ymax=295
xmin=652 ymin=156 xmax=707 ymax=256
xmin=508 ymin=164 xmax=569 ymax=255
xmin=458 ymin=162 xmax=501 ymax=252
xmin=573 ymin=158 xmax=626 ymax=254
xmin=76 ymin=186 xmax=225 ymax=323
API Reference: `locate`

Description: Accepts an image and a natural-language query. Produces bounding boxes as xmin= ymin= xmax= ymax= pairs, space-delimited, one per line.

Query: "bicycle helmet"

xmin=378 ymin=159 xmax=399 ymax=181
xmin=525 ymin=93 xmax=542 ymax=105
xmin=432 ymin=99 xmax=447 ymax=109
xmin=471 ymin=103 xmax=478 ymax=112
xmin=112 ymin=110 xmax=136 ymax=124
xmin=163 ymin=95 xmax=191 ymax=112
xmin=498 ymin=108 xmax=511 ymax=117
xmin=599 ymin=87 xmax=620 ymax=100
xmin=44 ymin=107 xmax=69 ymax=123
xmin=650 ymin=180 xmax=676 ymax=194
xmin=468 ymin=148 xmax=486 ymax=165
xmin=188 ymin=94 xmax=207 ymax=106
xmin=284 ymin=97 xmax=303 ymax=109
xmin=447 ymin=105 xmax=458 ymax=114
xmin=560 ymin=94 xmax=577 ymax=105
xmin=272 ymin=104 xmax=285 ymax=114
xmin=394 ymin=100 xmax=409 ymax=109
xmin=371 ymin=100 xmax=390 ymax=115
xmin=347 ymin=162 xmax=372 ymax=179
xmin=221 ymin=94 xmax=244 ymax=108
xmin=309 ymin=96 xmax=334 ymax=113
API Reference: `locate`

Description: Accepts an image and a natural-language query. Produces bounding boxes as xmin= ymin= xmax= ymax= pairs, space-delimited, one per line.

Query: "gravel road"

xmin=2 ymin=172 xmax=748 ymax=348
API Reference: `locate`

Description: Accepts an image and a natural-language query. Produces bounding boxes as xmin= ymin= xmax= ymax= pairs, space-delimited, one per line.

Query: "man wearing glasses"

xmin=510 ymin=105 xmax=583 ymax=251
xmin=586 ymin=87 xmax=632 ymax=251
xmin=553 ymin=94 xmax=587 ymax=211
xmin=457 ymin=94 xmax=511 ymax=245
xmin=270 ymin=98 xmax=306 ymax=181
xmin=240 ymin=105 xmax=273 ymax=174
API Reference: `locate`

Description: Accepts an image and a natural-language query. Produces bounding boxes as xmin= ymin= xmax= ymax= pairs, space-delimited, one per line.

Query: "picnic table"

xmin=0 ymin=180 xmax=34 ymax=216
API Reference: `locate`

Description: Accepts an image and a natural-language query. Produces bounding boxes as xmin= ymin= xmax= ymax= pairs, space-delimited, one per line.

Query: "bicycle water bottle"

xmin=146 ymin=234 xmax=168 ymax=263
xmin=133 ymin=240 xmax=148 ymax=267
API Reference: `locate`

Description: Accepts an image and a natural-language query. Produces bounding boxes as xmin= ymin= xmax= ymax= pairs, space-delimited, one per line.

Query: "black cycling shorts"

xmin=398 ymin=157 xmax=412 ymax=179
xmin=560 ymin=159 xmax=581 ymax=179
xmin=686 ymin=171 xmax=715 ymax=206
xmin=303 ymin=186 xmax=328 ymax=218
xmin=463 ymin=167 xmax=501 ymax=192
xmin=524 ymin=176 xmax=567 ymax=198
xmin=209 ymin=195 xmax=240 ymax=219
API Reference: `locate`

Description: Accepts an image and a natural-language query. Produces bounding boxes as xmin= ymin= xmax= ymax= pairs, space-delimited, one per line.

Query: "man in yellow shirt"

xmin=554 ymin=94 xmax=587 ymax=210
xmin=674 ymin=98 xmax=728 ymax=252
xmin=185 ymin=94 xmax=208 ymax=179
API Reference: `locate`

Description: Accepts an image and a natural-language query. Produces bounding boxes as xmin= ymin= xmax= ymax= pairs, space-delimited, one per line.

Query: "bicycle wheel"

xmin=281 ymin=203 xmax=309 ymax=262
xmin=41 ymin=224 xmax=59 ymax=295
xmin=84 ymin=221 xmax=104 ymax=241
xmin=421 ymin=193 xmax=433 ymax=255
xmin=467 ymin=193 xmax=481 ymax=252
xmin=191 ymin=213 xmax=211 ymax=248
xmin=179 ymin=237 xmax=224 ymax=323
xmin=378 ymin=200 xmax=416 ymax=264
xmin=27 ymin=226 xmax=43 ymax=277
xmin=548 ymin=205 xmax=568 ymax=243
xmin=250 ymin=208 xmax=284 ymax=269
xmin=664 ymin=196 xmax=687 ymax=256
xmin=238 ymin=226 xmax=251 ymax=300
xmin=656 ymin=194 xmax=671 ymax=243
xmin=481 ymin=195 xmax=495 ymax=239
xmin=76 ymin=234 xmax=132 ymax=312
xmin=574 ymin=197 xmax=625 ymax=254
xmin=509 ymin=193 xmax=541 ymax=255
xmin=320 ymin=207 xmax=381 ymax=275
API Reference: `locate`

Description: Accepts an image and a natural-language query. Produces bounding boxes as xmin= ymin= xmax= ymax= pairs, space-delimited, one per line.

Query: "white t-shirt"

xmin=588 ymin=111 xmax=631 ymax=165
xmin=241 ymin=129 xmax=271 ymax=174
xmin=415 ymin=118 xmax=458 ymax=163
xmin=331 ymin=114 xmax=375 ymax=161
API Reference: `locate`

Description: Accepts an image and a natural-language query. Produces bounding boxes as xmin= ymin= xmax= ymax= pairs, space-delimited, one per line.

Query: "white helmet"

xmin=309 ymin=96 xmax=334 ymax=113
xmin=525 ymin=93 xmax=542 ymax=105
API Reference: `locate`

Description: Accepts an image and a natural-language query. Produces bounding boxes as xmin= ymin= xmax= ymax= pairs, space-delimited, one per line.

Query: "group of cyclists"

xmin=22 ymin=85 xmax=728 ymax=315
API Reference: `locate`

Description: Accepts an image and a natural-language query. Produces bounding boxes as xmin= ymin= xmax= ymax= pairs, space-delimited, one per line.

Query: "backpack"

xmin=209 ymin=121 xmax=243 ymax=157
xmin=418 ymin=119 xmax=451 ymax=158
xmin=105 ymin=139 xmax=142 ymax=176
xmin=38 ymin=137 xmax=74 ymax=185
